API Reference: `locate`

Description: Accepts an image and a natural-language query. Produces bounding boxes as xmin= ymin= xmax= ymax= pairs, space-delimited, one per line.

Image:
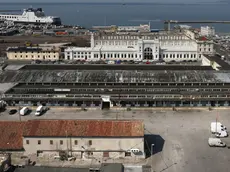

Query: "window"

xmin=88 ymin=140 xmax=92 ymax=145
xmin=60 ymin=140 xmax=63 ymax=145
xmin=38 ymin=140 xmax=41 ymax=145
xmin=103 ymin=152 xmax=109 ymax=157
xmin=50 ymin=140 xmax=53 ymax=145
xmin=26 ymin=140 xmax=29 ymax=144
xmin=88 ymin=152 xmax=93 ymax=156
xmin=75 ymin=140 xmax=78 ymax=145
xmin=125 ymin=152 xmax=131 ymax=156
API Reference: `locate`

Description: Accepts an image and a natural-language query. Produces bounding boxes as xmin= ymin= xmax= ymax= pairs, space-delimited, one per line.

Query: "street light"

xmin=151 ymin=144 xmax=155 ymax=172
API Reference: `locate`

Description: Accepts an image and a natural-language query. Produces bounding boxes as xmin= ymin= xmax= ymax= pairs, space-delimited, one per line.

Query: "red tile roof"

xmin=0 ymin=121 xmax=25 ymax=150
xmin=23 ymin=120 xmax=144 ymax=137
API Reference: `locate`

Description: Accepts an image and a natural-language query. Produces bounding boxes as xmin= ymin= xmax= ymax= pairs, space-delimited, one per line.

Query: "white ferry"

xmin=0 ymin=8 xmax=61 ymax=25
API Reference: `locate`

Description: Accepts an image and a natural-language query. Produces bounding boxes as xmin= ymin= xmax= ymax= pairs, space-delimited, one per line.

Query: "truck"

xmin=208 ymin=138 xmax=226 ymax=147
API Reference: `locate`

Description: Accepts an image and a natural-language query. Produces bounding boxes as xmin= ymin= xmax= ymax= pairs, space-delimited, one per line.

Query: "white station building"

xmin=64 ymin=29 xmax=214 ymax=62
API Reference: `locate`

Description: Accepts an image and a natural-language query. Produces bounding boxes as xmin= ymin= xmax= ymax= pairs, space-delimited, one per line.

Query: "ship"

xmin=0 ymin=8 xmax=61 ymax=25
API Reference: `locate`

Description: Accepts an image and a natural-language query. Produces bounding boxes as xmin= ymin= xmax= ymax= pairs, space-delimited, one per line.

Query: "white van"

xmin=211 ymin=122 xmax=227 ymax=133
xmin=19 ymin=107 xmax=29 ymax=116
xmin=208 ymin=138 xmax=226 ymax=147
xmin=211 ymin=122 xmax=227 ymax=130
xmin=35 ymin=105 xmax=44 ymax=116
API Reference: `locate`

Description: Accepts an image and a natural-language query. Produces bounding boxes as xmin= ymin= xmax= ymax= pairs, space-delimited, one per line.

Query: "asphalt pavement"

xmin=1 ymin=107 xmax=230 ymax=172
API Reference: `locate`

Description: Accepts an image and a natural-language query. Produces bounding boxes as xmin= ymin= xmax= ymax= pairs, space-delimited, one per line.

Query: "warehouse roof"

xmin=14 ymin=166 xmax=89 ymax=172
xmin=1 ymin=70 xmax=230 ymax=83
xmin=204 ymin=55 xmax=230 ymax=70
xmin=23 ymin=120 xmax=144 ymax=137
xmin=0 ymin=121 xmax=25 ymax=150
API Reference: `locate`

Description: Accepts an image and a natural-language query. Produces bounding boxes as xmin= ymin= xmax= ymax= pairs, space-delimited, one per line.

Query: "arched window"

xmin=144 ymin=47 xmax=153 ymax=60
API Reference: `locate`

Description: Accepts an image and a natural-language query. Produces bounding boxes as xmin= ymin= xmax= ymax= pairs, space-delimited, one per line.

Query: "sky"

xmin=0 ymin=0 xmax=221 ymax=3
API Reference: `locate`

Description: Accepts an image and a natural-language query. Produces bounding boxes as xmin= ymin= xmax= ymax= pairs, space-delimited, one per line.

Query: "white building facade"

xmin=200 ymin=26 xmax=215 ymax=37
xmin=64 ymin=30 xmax=214 ymax=62
xmin=22 ymin=120 xmax=145 ymax=160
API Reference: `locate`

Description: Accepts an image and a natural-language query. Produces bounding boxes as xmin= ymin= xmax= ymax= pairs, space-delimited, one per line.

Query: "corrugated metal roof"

xmin=23 ymin=120 xmax=144 ymax=137
xmin=0 ymin=121 xmax=25 ymax=150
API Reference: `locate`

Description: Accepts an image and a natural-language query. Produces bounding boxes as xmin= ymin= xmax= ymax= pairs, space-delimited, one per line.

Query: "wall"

xmin=160 ymin=39 xmax=198 ymax=62
xmin=23 ymin=137 xmax=145 ymax=159
xmin=198 ymin=41 xmax=214 ymax=55
xmin=64 ymin=32 xmax=209 ymax=62
xmin=7 ymin=51 xmax=60 ymax=61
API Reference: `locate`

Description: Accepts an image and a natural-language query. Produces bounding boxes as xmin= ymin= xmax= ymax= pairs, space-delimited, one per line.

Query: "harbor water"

xmin=1 ymin=2 xmax=230 ymax=32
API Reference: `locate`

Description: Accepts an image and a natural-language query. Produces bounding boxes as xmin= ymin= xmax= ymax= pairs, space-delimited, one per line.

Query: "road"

xmin=1 ymin=107 xmax=230 ymax=172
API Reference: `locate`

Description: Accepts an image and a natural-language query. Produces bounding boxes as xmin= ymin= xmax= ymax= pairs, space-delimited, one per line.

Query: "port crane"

xmin=164 ymin=20 xmax=230 ymax=30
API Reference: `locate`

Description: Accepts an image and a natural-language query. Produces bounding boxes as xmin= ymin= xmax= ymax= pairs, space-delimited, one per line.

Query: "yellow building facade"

xmin=6 ymin=47 xmax=60 ymax=60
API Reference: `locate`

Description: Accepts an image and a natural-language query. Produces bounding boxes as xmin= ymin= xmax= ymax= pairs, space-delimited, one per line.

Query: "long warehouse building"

xmin=1 ymin=65 xmax=230 ymax=108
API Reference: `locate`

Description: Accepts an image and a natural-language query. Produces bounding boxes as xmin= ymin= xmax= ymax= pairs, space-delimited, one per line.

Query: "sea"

xmin=1 ymin=2 xmax=230 ymax=33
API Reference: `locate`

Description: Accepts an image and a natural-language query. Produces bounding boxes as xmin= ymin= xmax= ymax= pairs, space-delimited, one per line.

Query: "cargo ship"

xmin=0 ymin=8 xmax=61 ymax=25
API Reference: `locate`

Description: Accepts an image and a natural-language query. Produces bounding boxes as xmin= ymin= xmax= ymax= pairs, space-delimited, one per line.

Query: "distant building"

xmin=0 ymin=120 xmax=145 ymax=160
xmin=117 ymin=24 xmax=151 ymax=32
xmin=6 ymin=46 xmax=60 ymax=61
xmin=64 ymin=29 xmax=211 ymax=62
xmin=197 ymin=37 xmax=215 ymax=57
xmin=183 ymin=29 xmax=214 ymax=57
xmin=92 ymin=24 xmax=151 ymax=33
xmin=200 ymin=26 xmax=215 ymax=37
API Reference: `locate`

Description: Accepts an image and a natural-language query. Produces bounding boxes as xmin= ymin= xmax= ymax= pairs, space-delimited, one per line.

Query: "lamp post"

xmin=151 ymin=144 xmax=155 ymax=172
xmin=18 ymin=106 xmax=21 ymax=121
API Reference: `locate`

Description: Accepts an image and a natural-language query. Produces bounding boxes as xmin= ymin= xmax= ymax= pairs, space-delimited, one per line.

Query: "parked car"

xmin=9 ymin=109 xmax=17 ymax=115
xmin=35 ymin=105 xmax=45 ymax=116
xmin=19 ymin=107 xmax=29 ymax=116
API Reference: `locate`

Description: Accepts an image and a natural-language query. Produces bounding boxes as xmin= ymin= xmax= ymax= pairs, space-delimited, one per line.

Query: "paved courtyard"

xmin=1 ymin=107 xmax=230 ymax=172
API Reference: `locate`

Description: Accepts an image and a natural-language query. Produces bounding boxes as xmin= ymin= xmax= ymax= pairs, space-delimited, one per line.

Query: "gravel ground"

xmin=1 ymin=107 xmax=230 ymax=172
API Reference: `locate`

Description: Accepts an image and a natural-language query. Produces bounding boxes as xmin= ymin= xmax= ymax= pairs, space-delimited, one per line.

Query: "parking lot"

xmin=1 ymin=107 xmax=230 ymax=172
